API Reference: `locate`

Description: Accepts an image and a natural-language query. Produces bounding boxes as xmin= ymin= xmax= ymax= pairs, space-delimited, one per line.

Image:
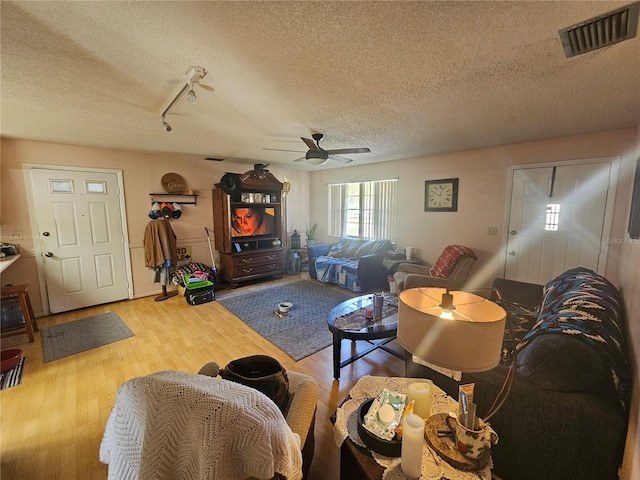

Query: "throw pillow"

xmin=354 ymin=240 xmax=376 ymax=258
xmin=327 ymin=242 xmax=345 ymax=258
xmin=342 ymin=238 xmax=362 ymax=258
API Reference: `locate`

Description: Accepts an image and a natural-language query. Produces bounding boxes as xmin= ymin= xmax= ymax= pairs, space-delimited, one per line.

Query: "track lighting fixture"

xmin=159 ymin=65 xmax=207 ymax=131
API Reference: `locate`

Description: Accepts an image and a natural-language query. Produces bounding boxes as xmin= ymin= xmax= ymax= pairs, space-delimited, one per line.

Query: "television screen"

xmin=231 ymin=205 xmax=276 ymax=237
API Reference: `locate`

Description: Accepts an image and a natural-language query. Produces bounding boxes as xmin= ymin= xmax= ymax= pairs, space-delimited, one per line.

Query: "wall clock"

xmin=424 ymin=178 xmax=458 ymax=212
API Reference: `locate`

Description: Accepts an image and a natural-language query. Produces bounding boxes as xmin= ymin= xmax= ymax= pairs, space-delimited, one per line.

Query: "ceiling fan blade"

xmin=301 ymin=137 xmax=320 ymax=151
xmin=325 ymin=147 xmax=371 ymax=155
xmin=263 ymin=148 xmax=306 ymax=153
xmin=329 ymin=154 xmax=353 ymax=164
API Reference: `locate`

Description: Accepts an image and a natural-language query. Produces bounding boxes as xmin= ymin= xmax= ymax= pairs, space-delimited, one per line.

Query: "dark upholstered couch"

xmin=405 ymin=268 xmax=631 ymax=480
xmin=308 ymin=237 xmax=392 ymax=293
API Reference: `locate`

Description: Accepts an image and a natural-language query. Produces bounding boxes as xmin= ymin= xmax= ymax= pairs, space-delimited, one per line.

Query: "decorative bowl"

xmin=1 ymin=349 xmax=22 ymax=374
xmin=278 ymin=302 xmax=293 ymax=313
xmin=356 ymin=398 xmax=402 ymax=457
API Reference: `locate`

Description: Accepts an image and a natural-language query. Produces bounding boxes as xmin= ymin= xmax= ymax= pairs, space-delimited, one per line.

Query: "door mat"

xmin=217 ymin=278 xmax=354 ymax=360
xmin=41 ymin=311 xmax=134 ymax=362
xmin=0 ymin=356 xmax=25 ymax=390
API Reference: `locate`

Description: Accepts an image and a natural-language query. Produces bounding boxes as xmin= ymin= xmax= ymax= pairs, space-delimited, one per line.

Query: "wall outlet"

xmin=488 ymin=227 xmax=498 ymax=236
xmin=9 ymin=232 xmax=23 ymax=240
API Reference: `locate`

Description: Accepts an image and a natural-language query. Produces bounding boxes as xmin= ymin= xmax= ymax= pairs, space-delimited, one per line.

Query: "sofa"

xmin=405 ymin=267 xmax=631 ymax=480
xmin=308 ymin=237 xmax=392 ymax=292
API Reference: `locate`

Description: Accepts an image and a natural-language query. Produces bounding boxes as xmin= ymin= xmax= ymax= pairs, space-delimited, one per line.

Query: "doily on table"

xmin=334 ymin=375 xmax=492 ymax=480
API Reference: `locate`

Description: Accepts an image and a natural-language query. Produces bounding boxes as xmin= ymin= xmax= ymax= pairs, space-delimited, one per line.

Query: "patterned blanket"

xmin=517 ymin=267 xmax=630 ymax=412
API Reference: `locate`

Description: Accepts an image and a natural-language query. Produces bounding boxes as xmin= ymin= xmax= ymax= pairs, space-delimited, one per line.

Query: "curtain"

xmin=328 ymin=184 xmax=347 ymax=237
xmin=329 ymin=179 xmax=396 ymax=241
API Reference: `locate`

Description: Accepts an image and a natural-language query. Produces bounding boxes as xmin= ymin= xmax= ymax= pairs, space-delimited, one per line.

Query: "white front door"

xmin=28 ymin=167 xmax=131 ymax=313
xmin=505 ymin=162 xmax=613 ymax=284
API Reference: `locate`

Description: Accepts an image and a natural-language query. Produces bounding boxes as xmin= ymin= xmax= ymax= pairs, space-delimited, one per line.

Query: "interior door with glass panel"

xmin=505 ymin=162 xmax=611 ymax=284
xmin=29 ymin=168 xmax=130 ymax=313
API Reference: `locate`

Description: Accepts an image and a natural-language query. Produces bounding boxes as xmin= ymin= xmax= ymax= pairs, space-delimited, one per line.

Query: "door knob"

xmin=508 ymin=250 xmax=516 ymax=256
xmin=510 ymin=230 xmax=517 ymax=235
xmin=43 ymin=231 xmax=50 ymax=237
xmin=45 ymin=252 xmax=54 ymax=257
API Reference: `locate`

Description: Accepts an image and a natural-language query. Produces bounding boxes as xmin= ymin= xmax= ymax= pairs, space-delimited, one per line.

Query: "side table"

xmin=382 ymin=256 xmax=422 ymax=274
xmin=333 ymin=376 xmax=493 ymax=480
xmin=290 ymin=248 xmax=309 ymax=272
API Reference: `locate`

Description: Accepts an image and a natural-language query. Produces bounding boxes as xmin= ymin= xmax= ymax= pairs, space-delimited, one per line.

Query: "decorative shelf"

xmin=149 ymin=193 xmax=198 ymax=205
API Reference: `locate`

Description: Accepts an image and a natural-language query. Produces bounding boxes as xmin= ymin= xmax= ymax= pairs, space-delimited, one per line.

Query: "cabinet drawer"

xmin=234 ymin=261 xmax=283 ymax=277
xmin=233 ymin=251 xmax=283 ymax=268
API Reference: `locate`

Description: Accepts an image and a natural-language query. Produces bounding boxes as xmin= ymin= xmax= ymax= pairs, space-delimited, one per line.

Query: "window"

xmin=328 ymin=179 xmax=397 ymax=240
xmin=545 ymin=204 xmax=560 ymax=231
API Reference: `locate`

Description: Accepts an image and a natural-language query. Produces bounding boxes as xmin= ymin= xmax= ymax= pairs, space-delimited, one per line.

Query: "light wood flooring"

xmin=0 ymin=275 xmax=405 ymax=480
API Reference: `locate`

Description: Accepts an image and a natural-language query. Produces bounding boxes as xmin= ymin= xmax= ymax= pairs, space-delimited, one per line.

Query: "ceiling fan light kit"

xmin=273 ymin=132 xmax=371 ymax=166
xmin=305 ymin=150 xmax=329 ymax=166
xmin=159 ymin=65 xmax=208 ymax=131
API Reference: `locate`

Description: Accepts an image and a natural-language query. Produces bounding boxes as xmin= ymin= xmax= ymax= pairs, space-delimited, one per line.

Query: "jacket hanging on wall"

xmin=143 ymin=219 xmax=178 ymax=285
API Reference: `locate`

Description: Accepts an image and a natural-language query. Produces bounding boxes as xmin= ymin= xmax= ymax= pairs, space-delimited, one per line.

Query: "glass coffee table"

xmin=326 ymin=293 xmax=403 ymax=379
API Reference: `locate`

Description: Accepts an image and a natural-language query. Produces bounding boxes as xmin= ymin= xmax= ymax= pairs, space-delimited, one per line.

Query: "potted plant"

xmin=305 ymin=223 xmax=318 ymax=246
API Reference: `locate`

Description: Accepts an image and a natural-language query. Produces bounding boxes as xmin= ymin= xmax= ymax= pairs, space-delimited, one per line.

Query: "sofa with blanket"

xmin=307 ymin=237 xmax=392 ymax=292
xmin=404 ymin=267 xmax=631 ymax=480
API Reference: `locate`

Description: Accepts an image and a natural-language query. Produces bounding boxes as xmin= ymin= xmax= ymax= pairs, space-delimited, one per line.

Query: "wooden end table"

xmin=326 ymin=294 xmax=403 ymax=379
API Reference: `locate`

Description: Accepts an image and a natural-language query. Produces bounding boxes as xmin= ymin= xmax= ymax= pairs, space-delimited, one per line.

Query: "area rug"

xmin=0 ymin=357 xmax=25 ymax=390
xmin=217 ymin=278 xmax=354 ymax=360
xmin=41 ymin=311 xmax=134 ymax=362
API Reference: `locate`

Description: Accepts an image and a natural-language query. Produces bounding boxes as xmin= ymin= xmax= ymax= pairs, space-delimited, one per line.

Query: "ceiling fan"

xmin=265 ymin=133 xmax=370 ymax=166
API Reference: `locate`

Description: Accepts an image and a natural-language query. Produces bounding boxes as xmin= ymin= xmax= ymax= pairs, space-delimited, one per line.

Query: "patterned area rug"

xmin=1 ymin=356 xmax=25 ymax=390
xmin=217 ymin=278 xmax=354 ymax=360
xmin=41 ymin=311 xmax=134 ymax=362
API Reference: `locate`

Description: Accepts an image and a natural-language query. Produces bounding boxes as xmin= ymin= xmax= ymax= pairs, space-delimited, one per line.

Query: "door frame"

xmin=502 ymin=156 xmax=620 ymax=280
xmin=23 ymin=163 xmax=134 ymax=316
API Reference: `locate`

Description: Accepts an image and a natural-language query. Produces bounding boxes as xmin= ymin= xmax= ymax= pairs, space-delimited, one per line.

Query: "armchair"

xmin=393 ymin=244 xmax=477 ymax=292
xmin=100 ymin=368 xmax=319 ymax=480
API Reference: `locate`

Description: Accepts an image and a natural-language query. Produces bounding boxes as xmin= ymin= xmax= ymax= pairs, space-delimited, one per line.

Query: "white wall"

xmin=617 ymin=124 xmax=640 ymax=480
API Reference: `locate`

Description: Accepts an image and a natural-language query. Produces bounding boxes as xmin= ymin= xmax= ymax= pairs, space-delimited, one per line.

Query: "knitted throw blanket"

xmin=100 ymin=371 xmax=302 ymax=480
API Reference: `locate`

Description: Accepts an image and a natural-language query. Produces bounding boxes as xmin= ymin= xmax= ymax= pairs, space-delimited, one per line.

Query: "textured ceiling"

xmin=2 ymin=1 xmax=639 ymax=170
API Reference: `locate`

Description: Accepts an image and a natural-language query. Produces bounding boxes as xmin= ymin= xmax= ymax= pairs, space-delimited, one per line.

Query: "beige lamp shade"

xmin=398 ymin=288 xmax=507 ymax=372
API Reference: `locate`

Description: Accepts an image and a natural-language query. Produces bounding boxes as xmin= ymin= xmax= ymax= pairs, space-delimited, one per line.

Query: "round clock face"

xmin=428 ymin=183 xmax=453 ymax=208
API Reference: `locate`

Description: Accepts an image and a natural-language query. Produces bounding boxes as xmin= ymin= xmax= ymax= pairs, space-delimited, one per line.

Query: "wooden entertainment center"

xmin=212 ymin=167 xmax=286 ymax=285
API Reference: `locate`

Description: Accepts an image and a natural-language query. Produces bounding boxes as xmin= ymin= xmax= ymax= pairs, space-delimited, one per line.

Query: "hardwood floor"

xmin=0 ymin=276 xmax=405 ymax=480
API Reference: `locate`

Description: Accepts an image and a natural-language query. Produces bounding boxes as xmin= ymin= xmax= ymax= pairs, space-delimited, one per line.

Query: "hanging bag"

xmin=221 ymin=355 xmax=290 ymax=412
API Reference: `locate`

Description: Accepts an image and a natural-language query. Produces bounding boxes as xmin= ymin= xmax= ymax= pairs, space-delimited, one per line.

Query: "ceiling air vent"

xmin=559 ymin=2 xmax=639 ymax=58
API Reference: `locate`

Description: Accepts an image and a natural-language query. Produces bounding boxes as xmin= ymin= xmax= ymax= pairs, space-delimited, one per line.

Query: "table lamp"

xmin=398 ymin=287 xmax=514 ymax=419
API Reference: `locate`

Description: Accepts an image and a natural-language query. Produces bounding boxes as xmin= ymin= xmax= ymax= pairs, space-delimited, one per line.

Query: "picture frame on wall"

xmin=628 ymin=157 xmax=640 ymax=239
xmin=424 ymin=178 xmax=459 ymax=212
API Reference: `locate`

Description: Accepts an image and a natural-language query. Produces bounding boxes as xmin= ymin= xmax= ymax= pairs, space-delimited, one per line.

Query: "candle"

xmin=407 ymin=382 xmax=432 ymax=419
xmin=401 ymin=413 xmax=425 ymax=479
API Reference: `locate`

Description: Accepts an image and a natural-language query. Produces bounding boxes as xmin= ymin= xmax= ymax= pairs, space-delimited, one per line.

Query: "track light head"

xmin=162 ymin=115 xmax=172 ymax=132
xmin=187 ymin=83 xmax=197 ymax=104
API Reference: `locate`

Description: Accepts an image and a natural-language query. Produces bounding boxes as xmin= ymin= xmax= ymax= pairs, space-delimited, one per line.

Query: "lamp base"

xmin=424 ymin=413 xmax=491 ymax=471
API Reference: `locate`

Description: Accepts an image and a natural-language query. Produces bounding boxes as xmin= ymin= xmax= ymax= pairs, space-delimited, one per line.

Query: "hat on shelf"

xmin=149 ymin=202 xmax=161 ymax=219
xmin=171 ymin=202 xmax=182 ymax=219
xmin=160 ymin=202 xmax=174 ymax=218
